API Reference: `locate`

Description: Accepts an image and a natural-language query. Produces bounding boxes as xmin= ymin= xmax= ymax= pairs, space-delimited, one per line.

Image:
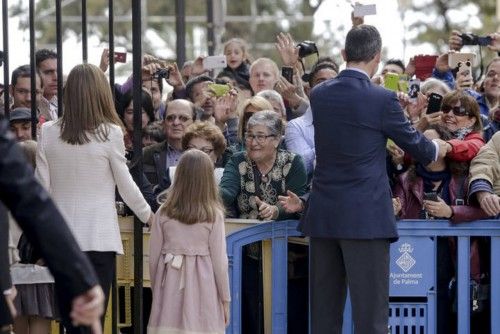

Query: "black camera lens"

xmin=460 ymin=33 xmax=479 ymax=46
xmin=154 ymin=68 xmax=169 ymax=80
xmin=297 ymin=41 xmax=318 ymax=58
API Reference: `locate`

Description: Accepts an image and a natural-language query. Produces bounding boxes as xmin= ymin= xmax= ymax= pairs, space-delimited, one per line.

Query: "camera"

xmin=297 ymin=41 xmax=318 ymax=58
xmin=153 ymin=68 xmax=169 ymax=80
xmin=460 ymin=33 xmax=492 ymax=46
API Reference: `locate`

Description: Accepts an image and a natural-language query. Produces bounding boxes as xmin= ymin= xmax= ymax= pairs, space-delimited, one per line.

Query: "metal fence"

xmin=0 ymin=1 xmax=197 ymax=333
xmin=226 ymin=219 xmax=500 ymax=334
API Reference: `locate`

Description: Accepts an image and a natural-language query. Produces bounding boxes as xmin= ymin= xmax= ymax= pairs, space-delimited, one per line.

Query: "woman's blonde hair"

xmin=158 ymin=149 xmax=224 ymax=225
xmin=237 ymin=96 xmax=273 ymax=140
xmin=60 ymin=63 xmax=124 ymax=145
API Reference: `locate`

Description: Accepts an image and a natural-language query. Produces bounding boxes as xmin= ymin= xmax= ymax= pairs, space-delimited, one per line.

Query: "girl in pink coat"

xmin=148 ymin=149 xmax=230 ymax=334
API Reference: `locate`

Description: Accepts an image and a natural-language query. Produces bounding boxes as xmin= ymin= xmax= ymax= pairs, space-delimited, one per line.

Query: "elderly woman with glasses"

xmin=219 ymin=110 xmax=307 ymax=333
xmin=220 ymin=110 xmax=307 ymax=220
xmin=439 ymin=90 xmax=485 ymax=162
xmin=154 ymin=121 xmax=230 ymax=195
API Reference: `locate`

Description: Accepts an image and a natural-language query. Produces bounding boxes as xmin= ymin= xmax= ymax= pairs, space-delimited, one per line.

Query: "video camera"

xmin=297 ymin=41 xmax=318 ymax=58
xmin=461 ymin=33 xmax=492 ymax=47
xmin=153 ymin=68 xmax=169 ymax=80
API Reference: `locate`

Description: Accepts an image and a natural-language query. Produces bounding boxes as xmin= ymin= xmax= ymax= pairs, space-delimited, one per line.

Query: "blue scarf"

xmin=415 ymin=163 xmax=452 ymax=204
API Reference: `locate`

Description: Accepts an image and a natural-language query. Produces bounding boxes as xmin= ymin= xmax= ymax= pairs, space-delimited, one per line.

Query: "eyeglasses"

xmin=165 ymin=114 xmax=192 ymax=123
xmin=187 ymin=146 xmax=214 ymax=154
xmin=245 ymin=133 xmax=276 ymax=144
xmin=441 ymin=105 xmax=469 ymax=117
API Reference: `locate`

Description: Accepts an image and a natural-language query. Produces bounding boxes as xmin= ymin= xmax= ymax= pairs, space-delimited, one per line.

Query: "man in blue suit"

xmin=300 ymin=25 xmax=448 ymax=333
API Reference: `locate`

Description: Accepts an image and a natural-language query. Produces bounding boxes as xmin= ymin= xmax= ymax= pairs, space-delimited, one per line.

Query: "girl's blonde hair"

xmin=60 ymin=63 xmax=124 ymax=145
xmin=159 ymin=149 xmax=224 ymax=225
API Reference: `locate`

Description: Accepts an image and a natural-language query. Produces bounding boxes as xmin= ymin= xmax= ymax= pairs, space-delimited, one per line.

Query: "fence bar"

xmin=55 ymin=0 xmax=63 ymax=116
xmin=108 ymin=1 xmax=117 ymax=333
xmin=492 ymin=237 xmax=500 ymax=334
xmin=207 ymin=0 xmax=215 ymax=55
xmin=131 ymin=1 xmax=143 ymax=334
xmin=457 ymin=236 xmax=470 ymax=334
xmin=29 ymin=0 xmax=36 ymax=138
xmin=2 ymin=0 xmax=9 ymax=117
xmin=175 ymin=0 xmax=186 ymax=67
xmin=108 ymin=0 xmax=115 ymax=92
xmin=81 ymin=0 xmax=88 ymax=62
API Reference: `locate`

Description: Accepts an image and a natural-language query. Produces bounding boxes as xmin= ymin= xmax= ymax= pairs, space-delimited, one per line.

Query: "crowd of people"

xmin=1 ymin=10 xmax=500 ymax=334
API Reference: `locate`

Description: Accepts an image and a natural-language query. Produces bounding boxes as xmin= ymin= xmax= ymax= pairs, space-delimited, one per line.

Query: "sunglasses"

xmin=441 ymin=105 xmax=469 ymax=117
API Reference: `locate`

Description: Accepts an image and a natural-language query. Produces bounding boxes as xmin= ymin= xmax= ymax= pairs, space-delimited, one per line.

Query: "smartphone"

xmin=282 ymin=66 xmax=294 ymax=83
xmin=448 ymin=52 xmax=475 ymax=69
xmin=353 ymin=4 xmax=377 ymax=17
xmin=398 ymin=75 xmax=409 ymax=93
xmin=384 ymin=73 xmax=399 ymax=92
xmin=203 ymin=55 xmax=227 ymax=70
xmin=423 ymin=192 xmax=438 ymax=202
xmin=408 ymin=79 xmax=420 ymax=100
xmin=414 ymin=55 xmax=438 ymax=81
xmin=207 ymin=83 xmax=230 ymax=97
xmin=456 ymin=60 xmax=473 ymax=88
xmin=426 ymin=93 xmax=443 ymax=114
xmin=114 ymin=52 xmax=127 ymax=63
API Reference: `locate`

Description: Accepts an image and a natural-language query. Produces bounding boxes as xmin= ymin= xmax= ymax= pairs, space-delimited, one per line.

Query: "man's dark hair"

xmin=385 ymin=59 xmax=405 ymax=73
xmin=309 ymin=58 xmax=339 ymax=87
xmin=35 ymin=49 xmax=57 ymax=67
xmin=11 ymin=65 xmax=31 ymax=86
xmin=344 ymin=25 xmax=382 ymax=63
xmin=185 ymin=75 xmax=213 ymax=101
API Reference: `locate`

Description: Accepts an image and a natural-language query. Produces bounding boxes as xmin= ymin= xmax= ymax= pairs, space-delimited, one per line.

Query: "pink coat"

xmin=148 ymin=210 xmax=230 ymax=334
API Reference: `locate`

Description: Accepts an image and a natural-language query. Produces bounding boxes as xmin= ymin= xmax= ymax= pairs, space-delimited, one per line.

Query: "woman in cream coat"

xmin=35 ymin=63 xmax=153 ymax=333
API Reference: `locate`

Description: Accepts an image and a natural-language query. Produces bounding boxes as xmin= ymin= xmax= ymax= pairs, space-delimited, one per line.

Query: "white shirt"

xmin=36 ymin=121 xmax=151 ymax=254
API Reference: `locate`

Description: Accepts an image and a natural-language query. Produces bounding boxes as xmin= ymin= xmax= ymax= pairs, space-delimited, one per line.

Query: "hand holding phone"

xmin=426 ymin=93 xmax=443 ymax=114
xmin=423 ymin=192 xmax=438 ymax=202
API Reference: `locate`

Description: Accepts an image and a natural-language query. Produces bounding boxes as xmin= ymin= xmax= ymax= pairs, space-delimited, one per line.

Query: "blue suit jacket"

xmin=300 ymin=69 xmax=436 ymax=240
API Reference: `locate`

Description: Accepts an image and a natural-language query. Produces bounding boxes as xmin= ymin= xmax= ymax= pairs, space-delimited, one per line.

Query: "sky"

xmin=0 ymin=0 xmax=488 ymax=81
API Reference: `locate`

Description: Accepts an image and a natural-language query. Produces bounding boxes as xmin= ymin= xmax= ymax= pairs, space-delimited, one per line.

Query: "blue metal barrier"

xmin=225 ymin=219 xmax=500 ymax=334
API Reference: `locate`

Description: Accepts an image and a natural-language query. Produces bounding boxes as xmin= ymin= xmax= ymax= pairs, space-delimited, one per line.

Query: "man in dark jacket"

xmin=300 ymin=25 xmax=448 ymax=333
xmin=0 ymin=119 xmax=104 ymax=333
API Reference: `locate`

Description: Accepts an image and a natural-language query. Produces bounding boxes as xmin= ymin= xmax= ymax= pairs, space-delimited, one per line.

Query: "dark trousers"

xmin=59 ymin=251 xmax=116 ymax=334
xmin=309 ymin=238 xmax=390 ymax=334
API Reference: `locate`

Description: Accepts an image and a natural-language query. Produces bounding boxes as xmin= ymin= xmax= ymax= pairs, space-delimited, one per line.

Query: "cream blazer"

xmin=35 ymin=121 xmax=151 ymax=254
